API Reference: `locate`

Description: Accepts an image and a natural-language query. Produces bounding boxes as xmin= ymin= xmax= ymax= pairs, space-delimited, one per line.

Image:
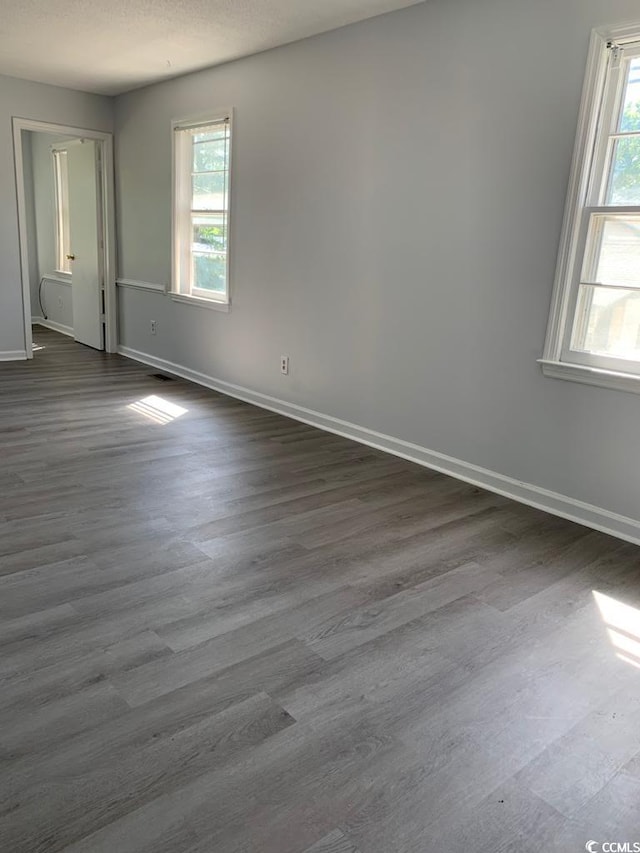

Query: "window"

xmin=53 ymin=148 xmax=71 ymax=275
xmin=172 ymin=113 xmax=232 ymax=306
xmin=542 ymin=26 xmax=640 ymax=391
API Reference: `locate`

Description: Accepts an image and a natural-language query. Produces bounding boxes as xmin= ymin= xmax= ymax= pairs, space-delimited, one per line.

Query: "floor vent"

xmin=150 ymin=373 xmax=174 ymax=381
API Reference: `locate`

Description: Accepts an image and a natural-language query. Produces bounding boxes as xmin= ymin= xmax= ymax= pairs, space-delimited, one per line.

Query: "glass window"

xmin=172 ymin=115 xmax=231 ymax=304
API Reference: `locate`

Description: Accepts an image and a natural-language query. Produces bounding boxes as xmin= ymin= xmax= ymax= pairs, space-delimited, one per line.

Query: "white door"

xmin=67 ymin=140 xmax=103 ymax=350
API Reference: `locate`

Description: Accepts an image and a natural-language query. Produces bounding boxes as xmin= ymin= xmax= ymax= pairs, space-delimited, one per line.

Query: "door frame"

xmin=12 ymin=118 xmax=117 ymax=357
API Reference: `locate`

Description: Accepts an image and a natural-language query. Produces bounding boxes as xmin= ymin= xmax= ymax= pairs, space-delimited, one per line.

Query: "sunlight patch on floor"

xmin=127 ymin=394 xmax=188 ymax=425
xmin=593 ymin=590 xmax=640 ymax=669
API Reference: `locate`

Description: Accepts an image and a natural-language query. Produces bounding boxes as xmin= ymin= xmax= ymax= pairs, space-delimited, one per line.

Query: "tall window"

xmin=172 ymin=114 xmax=231 ymax=305
xmin=542 ymin=28 xmax=640 ymax=391
xmin=53 ymin=148 xmax=71 ymax=274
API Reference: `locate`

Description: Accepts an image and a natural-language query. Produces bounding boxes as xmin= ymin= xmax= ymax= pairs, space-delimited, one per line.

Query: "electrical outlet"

xmin=280 ymin=355 xmax=289 ymax=375
xmin=57 ymin=296 xmax=63 ymax=309
xmin=150 ymin=320 xmax=157 ymax=335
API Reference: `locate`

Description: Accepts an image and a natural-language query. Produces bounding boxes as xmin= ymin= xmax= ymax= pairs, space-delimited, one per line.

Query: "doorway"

xmin=13 ymin=119 xmax=116 ymax=358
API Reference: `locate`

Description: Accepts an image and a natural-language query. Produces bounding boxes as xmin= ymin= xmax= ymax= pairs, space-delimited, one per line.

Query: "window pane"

xmin=572 ymin=284 xmax=640 ymax=361
xmin=194 ymin=128 xmax=227 ymax=143
xmin=192 ymin=215 xmax=226 ymax=252
xmin=192 ymin=172 xmax=227 ymax=210
xmin=192 ymin=252 xmax=227 ymax=293
xmin=607 ymin=136 xmax=640 ymax=205
xmin=582 ymin=214 xmax=640 ymax=287
xmin=174 ymin=119 xmax=231 ymax=302
xmin=53 ymin=150 xmax=71 ymax=274
xmin=619 ymin=58 xmax=640 ymax=132
xmin=193 ymin=137 xmax=228 ymax=173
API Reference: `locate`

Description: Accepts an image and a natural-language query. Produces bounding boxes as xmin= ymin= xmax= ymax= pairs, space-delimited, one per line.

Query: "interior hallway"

xmin=1 ymin=327 xmax=640 ymax=852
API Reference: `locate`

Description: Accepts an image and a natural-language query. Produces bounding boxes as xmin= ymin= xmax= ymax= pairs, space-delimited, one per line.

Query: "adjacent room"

xmin=1 ymin=0 xmax=640 ymax=850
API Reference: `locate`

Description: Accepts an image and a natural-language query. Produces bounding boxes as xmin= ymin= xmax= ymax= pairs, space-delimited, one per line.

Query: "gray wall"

xmin=0 ymin=74 xmax=112 ymax=354
xmin=112 ymin=0 xmax=639 ymax=522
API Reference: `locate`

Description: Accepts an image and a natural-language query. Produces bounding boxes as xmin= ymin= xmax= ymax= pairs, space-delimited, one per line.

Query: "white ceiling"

xmin=0 ymin=0 xmax=424 ymax=96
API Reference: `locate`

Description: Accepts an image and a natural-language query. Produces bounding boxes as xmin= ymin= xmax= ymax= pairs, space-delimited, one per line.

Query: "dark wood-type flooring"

xmin=1 ymin=327 xmax=640 ymax=852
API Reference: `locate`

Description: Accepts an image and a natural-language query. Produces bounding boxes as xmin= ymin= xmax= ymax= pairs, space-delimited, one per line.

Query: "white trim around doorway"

xmin=12 ymin=118 xmax=117 ymax=358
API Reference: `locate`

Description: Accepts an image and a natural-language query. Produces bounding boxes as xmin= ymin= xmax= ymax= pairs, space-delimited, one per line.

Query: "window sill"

xmin=538 ymin=358 xmax=640 ymax=394
xmin=170 ymin=292 xmax=230 ymax=312
xmin=47 ymin=272 xmax=73 ymax=285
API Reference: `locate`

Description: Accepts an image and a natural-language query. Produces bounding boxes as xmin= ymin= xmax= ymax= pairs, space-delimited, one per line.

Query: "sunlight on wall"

xmin=593 ymin=590 xmax=640 ymax=670
xmin=127 ymin=394 xmax=188 ymax=425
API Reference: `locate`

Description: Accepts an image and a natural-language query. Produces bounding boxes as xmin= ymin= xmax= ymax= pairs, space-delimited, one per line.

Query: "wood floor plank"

xmin=302 ymin=829 xmax=361 ymax=852
xmin=0 ymin=692 xmax=294 ymax=853
xmin=0 ymin=680 xmax=130 ymax=758
xmin=516 ymin=682 xmax=640 ymax=818
xmin=156 ymin=582 xmax=374 ymax=653
xmin=113 ymin=635 xmax=323 ymax=707
xmin=0 ymin=602 xmax=77 ymax=645
xmin=303 ymin=560 xmax=499 ymax=660
xmin=0 ymin=628 xmax=172 ymax=715
xmin=546 ymin=769 xmax=640 ymax=849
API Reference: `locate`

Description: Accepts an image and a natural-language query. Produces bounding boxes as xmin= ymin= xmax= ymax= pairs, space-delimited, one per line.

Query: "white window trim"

xmin=170 ymin=292 xmax=230 ymax=312
xmin=540 ymin=24 xmax=640 ymax=394
xmin=171 ymin=109 xmax=233 ymax=308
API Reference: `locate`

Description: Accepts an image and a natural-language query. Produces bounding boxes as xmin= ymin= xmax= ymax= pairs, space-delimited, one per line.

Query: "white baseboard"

xmin=118 ymin=344 xmax=640 ymax=547
xmin=0 ymin=350 xmax=27 ymax=361
xmin=33 ymin=317 xmax=74 ymax=338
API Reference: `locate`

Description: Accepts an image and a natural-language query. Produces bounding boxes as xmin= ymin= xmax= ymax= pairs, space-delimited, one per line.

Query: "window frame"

xmin=52 ymin=146 xmax=72 ymax=276
xmin=541 ymin=25 xmax=640 ymax=392
xmin=171 ymin=110 xmax=233 ymax=310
